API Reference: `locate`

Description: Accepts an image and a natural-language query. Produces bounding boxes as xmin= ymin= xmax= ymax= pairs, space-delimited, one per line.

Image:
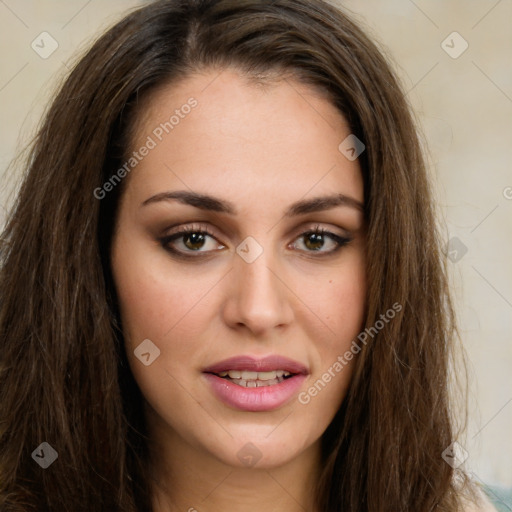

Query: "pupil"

xmin=184 ymin=233 xmax=205 ymax=250
xmin=305 ymin=233 xmax=323 ymax=250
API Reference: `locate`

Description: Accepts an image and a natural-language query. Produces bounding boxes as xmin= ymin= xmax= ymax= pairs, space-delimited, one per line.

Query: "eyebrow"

xmin=141 ymin=190 xmax=364 ymax=216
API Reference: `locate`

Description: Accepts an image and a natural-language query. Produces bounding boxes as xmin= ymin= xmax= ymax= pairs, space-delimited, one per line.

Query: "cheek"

xmin=300 ymin=260 xmax=366 ymax=412
xmin=320 ymin=255 xmax=367 ymax=340
xmin=112 ymin=248 xmax=215 ymax=416
xmin=328 ymin=275 xmax=365 ymax=322
xmin=112 ymin=237 xmax=216 ymax=350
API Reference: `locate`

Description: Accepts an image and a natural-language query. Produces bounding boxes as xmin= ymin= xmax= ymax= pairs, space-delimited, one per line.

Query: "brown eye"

xmin=292 ymin=228 xmax=352 ymax=255
xmin=160 ymin=226 xmax=225 ymax=257
xmin=303 ymin=232 xmax=326 ymax=251
xmin=182 ymin=232 xmax=208 ymax=251
xmin=160 ymin=225 xmax=351 ymax=259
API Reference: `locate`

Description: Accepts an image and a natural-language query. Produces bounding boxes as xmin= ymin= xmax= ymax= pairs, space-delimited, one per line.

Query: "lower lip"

xmin=202 ymin=373 xmax=307 ymax=412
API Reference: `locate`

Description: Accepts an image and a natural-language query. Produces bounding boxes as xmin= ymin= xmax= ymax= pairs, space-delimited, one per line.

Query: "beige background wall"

xmin=1 ymin=0 xmax=511 ymax=491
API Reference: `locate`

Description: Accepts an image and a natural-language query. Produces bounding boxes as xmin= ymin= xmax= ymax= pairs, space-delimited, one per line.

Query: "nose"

xmin=222 ymin=247 xmax=294 ymax=335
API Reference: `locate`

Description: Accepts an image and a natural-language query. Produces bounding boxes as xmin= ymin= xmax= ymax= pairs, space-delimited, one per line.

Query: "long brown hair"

xmin=0 ymin=1 xmax=466 ymax=510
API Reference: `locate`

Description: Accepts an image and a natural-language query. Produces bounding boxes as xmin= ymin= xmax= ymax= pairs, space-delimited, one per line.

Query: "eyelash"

xmin=159 ymin=224 xmax=352 ymax=259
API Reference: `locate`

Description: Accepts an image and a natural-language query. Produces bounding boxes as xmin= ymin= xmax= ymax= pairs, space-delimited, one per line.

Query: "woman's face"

xmin=111 ymin=68 xmax=366 ymax=470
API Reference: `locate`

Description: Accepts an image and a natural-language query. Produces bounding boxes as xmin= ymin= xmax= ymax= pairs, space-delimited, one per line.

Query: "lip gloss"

xmin=203 ymin=373 xmax=307 ymax=412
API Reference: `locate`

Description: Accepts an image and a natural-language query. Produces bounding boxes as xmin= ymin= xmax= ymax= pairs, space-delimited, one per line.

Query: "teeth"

xmin=217 ymin=370 xmax=292 ymax=380
xmin=232 ymin=377 xmax=282 ymax=388
xmin=214 ymin=369 xmax=295 ymax=388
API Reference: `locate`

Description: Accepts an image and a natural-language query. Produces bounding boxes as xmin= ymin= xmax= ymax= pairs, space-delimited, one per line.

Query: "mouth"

xmin=211 ymin=369 xmax=296 ymax=388
xmin=202 ymin=355 xmax=308 ymax=411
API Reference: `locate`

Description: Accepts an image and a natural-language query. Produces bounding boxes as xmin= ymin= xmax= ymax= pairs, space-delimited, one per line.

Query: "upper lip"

xmin=203 ymin=355 xmax=309 ymax=375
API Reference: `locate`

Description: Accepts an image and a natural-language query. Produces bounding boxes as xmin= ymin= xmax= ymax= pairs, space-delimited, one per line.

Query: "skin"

xmin=111 ymin=68 xmax=366 ymax=512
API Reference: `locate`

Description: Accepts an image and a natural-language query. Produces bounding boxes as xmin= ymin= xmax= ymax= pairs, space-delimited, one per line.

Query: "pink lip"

xmin=203 ymin=373 xmax=307 ymax=412
xmin=202 ymin=355 xmax=309 ymax=412
xmin=202 ymin=355 xmax=309 ymax=375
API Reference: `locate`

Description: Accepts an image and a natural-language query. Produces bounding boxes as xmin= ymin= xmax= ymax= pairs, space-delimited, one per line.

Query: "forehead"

xmin=124 ymin=68 xmax=363 ymax=213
